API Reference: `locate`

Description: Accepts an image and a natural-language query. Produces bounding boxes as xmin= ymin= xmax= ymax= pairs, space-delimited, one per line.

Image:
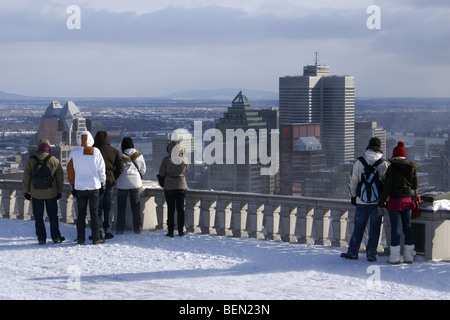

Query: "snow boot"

xmin=403 ymin=245 xmax=415 ymax=264
xmin=340 ymin=252 xmax=358 ymax=260
xmin=387 ymin=246 xmax=403 ymax=264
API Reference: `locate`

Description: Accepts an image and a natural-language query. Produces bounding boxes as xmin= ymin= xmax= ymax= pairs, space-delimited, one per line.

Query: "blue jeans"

xmin=389 ymin=209 xmax=414 ymax=246
xmin=347 ymin=204 xmax=382 ymax=258
xmin=32 ymin=196 xmax=62 ymax=242
xmin=98 ymin=185 xmax=113 ymax=234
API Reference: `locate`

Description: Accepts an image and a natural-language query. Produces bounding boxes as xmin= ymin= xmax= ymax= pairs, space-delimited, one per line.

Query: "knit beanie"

xmin=366 ymin=137 xmax=382 ymax=153
xmin=121 ymin=137 xmax=134 ymax=153
xmin=37 ymin=138 xmax=52 ymax=154
xmin=392 ymin=141 xmax=406 ymax=158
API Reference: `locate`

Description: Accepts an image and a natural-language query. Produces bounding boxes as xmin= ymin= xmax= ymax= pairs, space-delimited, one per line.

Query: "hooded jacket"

xmin=67 ymin=131 xmax=106 ymax=191
xmin=158 ymin=141 xmax=189 ymax=190
xmin=378 ymin=157 xmax=419 ymax=205
xmin=22 ymin=138 xmax=64 ymax=200
xmin=93 ymin=131 xmax=124 ymax=187
xmin=116 ymin=137 xmax=146 ymax=189
xmin=348 ymin=149 xmax=389 ymax=205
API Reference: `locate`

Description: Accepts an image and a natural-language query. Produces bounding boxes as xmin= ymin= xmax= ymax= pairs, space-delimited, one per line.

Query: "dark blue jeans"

xmin=164 ymin=189 xmax=186 ymax=233
xmin=76 ymin=189 xmax=101 ymax=242
xmin=347 ymin=204 xmax=383 ymax=258
xmin=389 ymin=209 xmax=414 ymax=246
xmin=98 ymin=185 xmax=113 ymax=234
xmin=116 ymin=188 xmax=142 ymax=234
xmin=32 ymin=196 xmax=62 ymax=242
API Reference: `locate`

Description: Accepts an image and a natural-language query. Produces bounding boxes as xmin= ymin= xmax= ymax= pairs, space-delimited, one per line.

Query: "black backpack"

xmin=356 ymin=156 xmax=384 ymax=203
xmin=30 ymin=155 xmax=54 ymax=189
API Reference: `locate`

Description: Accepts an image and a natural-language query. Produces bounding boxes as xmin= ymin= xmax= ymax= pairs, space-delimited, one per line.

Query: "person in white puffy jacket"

xmin=116 ymin=137 xmax=146 ymax=234
xmin=341 ymin=137 xmax=389 ymax=262
xmin=67 ymin=131 xmax=106 ymax=245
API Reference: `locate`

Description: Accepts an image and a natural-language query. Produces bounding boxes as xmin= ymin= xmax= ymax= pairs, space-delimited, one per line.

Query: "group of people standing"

xmin=22 ymin=131 xmax=419 ymax=263
xmin=342 ymin=137 xmax=419 ymax=264
xmin=22 ymin=130 xmax=189 ymax=245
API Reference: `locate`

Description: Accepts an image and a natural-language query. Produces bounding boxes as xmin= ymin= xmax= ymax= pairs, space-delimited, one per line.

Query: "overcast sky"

xmin=0 ymin=0 xmax=449 ymax=98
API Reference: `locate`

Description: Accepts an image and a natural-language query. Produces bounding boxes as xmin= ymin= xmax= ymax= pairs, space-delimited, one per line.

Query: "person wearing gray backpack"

xmin=341 ymin=137 xmax=389 ymax=262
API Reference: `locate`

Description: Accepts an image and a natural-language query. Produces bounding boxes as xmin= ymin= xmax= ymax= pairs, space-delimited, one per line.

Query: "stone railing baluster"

xmin=331 ymin=209 xmax=348 ymax=248
xmin=216 ymin=200 xmax=232 ymax=237
xmin=234 ymin=202 xmax=248 ymax=238
xmin=265 ymin=204 xmax=281 ymax=241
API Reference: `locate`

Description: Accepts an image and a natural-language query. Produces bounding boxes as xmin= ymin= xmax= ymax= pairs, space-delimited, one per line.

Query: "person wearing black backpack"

xmin=22 ymin=139 xmax=65 ymax=245
xmin=341 ymin=137 xmax=389 ymax=262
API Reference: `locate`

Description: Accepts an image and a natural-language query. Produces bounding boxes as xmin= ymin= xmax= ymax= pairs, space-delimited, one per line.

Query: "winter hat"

xmin=366 ymin=137 xmax=382 ymax=153
xmin=392 ymin=141 xmax=406 ymax=158
xmin=121 ymin=137 xmax=135 ymax=153
xmin=37 ymin=138 xmax=52 ymax=154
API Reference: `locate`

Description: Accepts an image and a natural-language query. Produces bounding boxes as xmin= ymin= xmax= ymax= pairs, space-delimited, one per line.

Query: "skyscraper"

xmin=31 ymin=101 xmax=88 ymax=168
xmin=37 ymin=101 xmax=86 ymax=146
xmin=279 ymin=61 xmax=355 ymax=168
xmin=208 ymin=91 xmax=273 ymax=194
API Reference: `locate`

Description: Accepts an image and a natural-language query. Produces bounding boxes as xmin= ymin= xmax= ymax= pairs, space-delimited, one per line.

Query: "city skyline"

xmin=1 ymin=1 xmax=450 ymax=99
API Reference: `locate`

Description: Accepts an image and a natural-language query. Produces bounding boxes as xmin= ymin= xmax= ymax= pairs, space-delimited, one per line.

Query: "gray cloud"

xmin=0 ymin=6 xmax=370 ymax=46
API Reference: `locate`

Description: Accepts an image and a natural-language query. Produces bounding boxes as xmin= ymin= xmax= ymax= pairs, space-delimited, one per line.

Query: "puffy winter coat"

xmin=67 ymin=131 xmax=106 ymax=191
xmin=93 ymin=131 xmax=124 ymax=187
xmin=348 ymin=150 xmax=389 ymax=205
xmin=158 ymin=141 xmax=189 ymax=190
xmin=116 ymin=148 xmax=146 ymax=189
xmin=378 ymin=157 xmax=419 ymax=205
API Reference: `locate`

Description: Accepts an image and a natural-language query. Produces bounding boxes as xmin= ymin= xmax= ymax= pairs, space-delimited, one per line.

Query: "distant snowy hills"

xmin=0 ymin=90 xmax=32 ymax=99
xmin=162 ymin=88 xmax=278 ymax=100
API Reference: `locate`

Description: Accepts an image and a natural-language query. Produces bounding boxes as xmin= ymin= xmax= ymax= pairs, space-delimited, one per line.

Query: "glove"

xmin=71 ymin=185 xmax=77 ymax=198
xmin=99 ymin=182 xmax=105 ymax=195
xmin=56 ymin=193 xmax=62 ymax=200
xmin=24 ymin=193 xmax=31 ymax=201
xmin=351 ymin=197 xmax=357 ymax=206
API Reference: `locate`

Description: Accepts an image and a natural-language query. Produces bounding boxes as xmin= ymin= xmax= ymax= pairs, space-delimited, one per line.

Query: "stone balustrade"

xmin=1 ymin=179 xmax=450 ymax=261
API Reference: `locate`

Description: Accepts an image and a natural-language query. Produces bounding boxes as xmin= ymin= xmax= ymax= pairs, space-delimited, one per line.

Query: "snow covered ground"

xmin=1 ymin=218 xmax=449 ymax=301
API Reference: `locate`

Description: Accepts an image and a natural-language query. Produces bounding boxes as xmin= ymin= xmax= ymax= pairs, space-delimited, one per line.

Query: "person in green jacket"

xmin=22 ymin=139 xmax=65 ymax=245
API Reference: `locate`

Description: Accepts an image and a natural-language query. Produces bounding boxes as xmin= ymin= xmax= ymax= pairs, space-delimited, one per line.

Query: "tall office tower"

xmin=208 ymin=91 xmax=272 ymax=194
xmin=354 ymin=121 xmax=386 ymax=159
xmin=37 ymin=100 xmax=86 ymax=146
xmin=32 ymin=100 xmax=87 ymax=168
xmin=279 ymin=61 xmax=355 ymax=168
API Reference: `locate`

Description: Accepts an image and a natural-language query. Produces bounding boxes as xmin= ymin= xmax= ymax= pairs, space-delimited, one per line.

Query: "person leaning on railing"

xmin=159 ymin=140 xmax=190 ymax=238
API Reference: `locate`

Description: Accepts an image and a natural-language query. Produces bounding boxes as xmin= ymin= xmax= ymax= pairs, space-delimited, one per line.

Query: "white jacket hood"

xmin=78 ymin=131 xmax=94 ymax=147
xmin=364 ymin=150 xmax=382 ymax=165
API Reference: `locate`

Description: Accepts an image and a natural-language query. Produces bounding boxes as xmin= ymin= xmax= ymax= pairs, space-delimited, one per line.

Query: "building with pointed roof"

xmin=30 ymin=101 xmax=88 ymax=168
xmin=37 ymin=101 xmax=86 ymax=146
xmin=208 ymin=91 xmax=274 ymax=194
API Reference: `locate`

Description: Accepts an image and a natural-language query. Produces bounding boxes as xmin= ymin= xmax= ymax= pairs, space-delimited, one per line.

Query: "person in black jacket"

xmin=94 ymin=131 xmax=124 ymax=239
xmin=378 ymin=141 xmax=419 ymax=264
